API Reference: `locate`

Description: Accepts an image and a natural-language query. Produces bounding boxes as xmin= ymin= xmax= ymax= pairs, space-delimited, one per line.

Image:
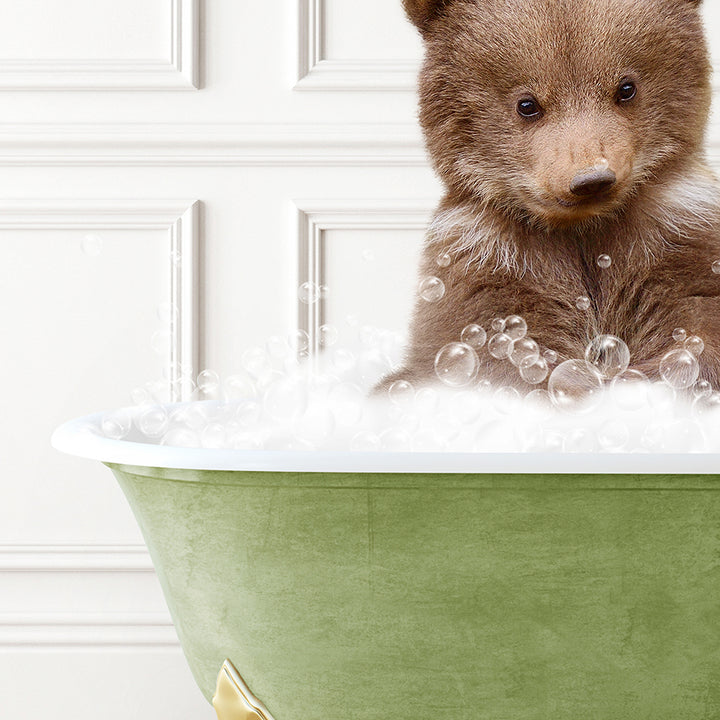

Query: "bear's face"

xmin=408 ymin=0 xmax=711 ymax=228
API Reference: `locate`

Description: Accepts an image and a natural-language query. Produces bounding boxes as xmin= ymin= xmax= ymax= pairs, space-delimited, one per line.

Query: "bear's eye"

xmin=517 ymin=97 xmax=542 ymax=119
xmin=616 ymin=80 xmax=637 ymax=103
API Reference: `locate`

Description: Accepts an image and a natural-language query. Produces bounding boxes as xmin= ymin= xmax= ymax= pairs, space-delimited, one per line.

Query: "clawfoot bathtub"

xmin=53 ymin=406 xmax=720 ymax=719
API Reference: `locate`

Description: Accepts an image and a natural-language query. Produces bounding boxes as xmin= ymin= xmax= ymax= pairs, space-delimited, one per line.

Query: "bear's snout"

xmin=569 ymin=167 xmax=617 ymax=197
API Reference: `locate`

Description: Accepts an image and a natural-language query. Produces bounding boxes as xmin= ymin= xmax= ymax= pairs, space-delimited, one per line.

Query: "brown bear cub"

xmin=382 ymin=0 xmax=720 ymax=393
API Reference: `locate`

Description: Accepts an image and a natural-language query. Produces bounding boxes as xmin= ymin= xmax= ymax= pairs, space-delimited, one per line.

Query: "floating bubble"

xmin=234 ymin=399 xmax=262 ymax=428
xmin=684 ymin=335 xmax=705 ymax=357
xmin=197 ymin=369 xmax=220 ymax=392
xmin=461 ymin=324 xmax=487 ymax=350
xmin=598 ymin=420 xmax=630 ymax=451
xmin=138 ymin=405 xmax=170 ymax=438
xmin=488 ymin=333 xmax=513 ymax=360
xmin=492 ymin=386 xmax=522 ymax=415
xmin=241 ymin=347 xmax=270 ymax=378
xmin=611 ymin=369 xmax=650 ymax=411
xmin=524 ymin=388 xmax=553 ymax=416
xmin=504 ymin=315 xmax=528 ymax=341
xmin=81 ymin=233 xmax=103 ymax=257
xmin=101 ymin=409 xmax=132 ymax=440
xmin=319 ymin=324 xmax=338 ymax=347
xmin=434 ymin=343 xmax=479 ymax=387
xmin=419 ymin=276 xmax=446 ymax=302
xmin=436 ymin=251 xmax=452 ymax=267
xmin=576 ymin=296 xmax=591 ymax=311
xmin=266 ymin=335 xmax=290 ymax=360
xmin=319 ymin=285 xmax=330 ymax=300
xmin=388 ymin=379 xmax=415 ymax=405
xmin=548 ymin=360 xmax=604 ymax=413
xmin=693 ymin=380 xmax=713 ymax=399
xmin=520 ymin=356 xmax=549 ymax=385
xmin=415 ymin=387 xmax=440 ymax=414
xmin=294 ymin=329 xmax=310 ymax=353
xmin=713 ymin=260 xmax=720 ymax=274
xmin=693 ymin=391 xmax=720 ymax=416
xmin=330 ymin=348 xmax=356 ymax=375
xmin=597 ymin=254 xmax=612 ymax=269
xmin=491 ymin=318 xmax=505 ymax=333
xmin=223 ymin=373 xmax=256 ymax=401
xmin=298 ymin=281 xmax=320 ymax=304
xmin=543 ymin=349 xmax=558 ymax=365
xmin=648 ymin=381 xmax=677 ymax=412
xmin=584 ymin=335 xmax=630 ymax=379
xmin=357 ymin=349 xmax=393 ymax=385
xmin=672 ymin=328 xmax=687 ymax=343
xmin=659 ymin=348 xmax=700 ymax=390
xmin=510 ymin=337 xmax=540 ymax=367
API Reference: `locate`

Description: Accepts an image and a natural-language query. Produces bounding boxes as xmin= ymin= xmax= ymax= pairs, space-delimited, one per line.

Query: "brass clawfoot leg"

xmin=212 ymin=659 xmax=276 ymax=720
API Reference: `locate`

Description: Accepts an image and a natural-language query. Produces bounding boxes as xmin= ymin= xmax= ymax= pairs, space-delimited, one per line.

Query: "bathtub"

xmin=52 ymin=404 xmax=720 ymax=720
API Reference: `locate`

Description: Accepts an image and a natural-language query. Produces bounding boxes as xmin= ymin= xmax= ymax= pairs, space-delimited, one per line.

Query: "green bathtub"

xmin=53 ymin=410 xmax=720 ymax=719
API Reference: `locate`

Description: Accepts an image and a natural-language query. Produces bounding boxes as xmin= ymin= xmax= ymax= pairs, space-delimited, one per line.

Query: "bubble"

xmin=693 ymin=380 xmax=713 ymax=399
xmin=298 ymin=281 xmax=320 ymax=304
xmin=491 ymin=318 xmax=505 ymax=333
xmin=151 ymin=330 xmax=170 ymax=355
xmin=357 ymin=349 xmax=393 ymax=386
xmin=415 ymin=387 xmax=440 ymax=414
xmin=223 ymin=373 xmax=256 ymax=400
xmin=330 ymin=348 xmax=356 ymax=375
xmin=138 ymin=405 xmax=170 ymax=438
xmin=197 ymin=369 xmax=220 ymax=392
xmin=648 ymin=381 xmax=677 ymax=412
xmin=130 ymin=385 xmax=154 ymax=406
xmin=543 ymin=349 xmax=558 ymax=365
xmin=351 ymin=431 xmax=381 ymax=452
xmin=461 ymin=324 xmax=487 ymax=350
xmin=524 ymin=388 xmax=553 ymax=416
xmin=419 ymin=276 xmax=446 ymax=302
xmin=520 ymin=356 xmax=549 ymax=385
xmin=693 ymin=391 xmax=720 ymax=416
xmin=684 ymin=335 xmax=704 ymax=357
xmin=713 ymin=260 xmax=720 ymax=274
xmin=598 ymin=420 xmax=630 ymax=451
xmin=436 ymin=251 xmax=452 ymax=267
xmin=319 ymin=324 xmax=338 ymax=348
xmin=101 ymin=409 xmax=132 ymax=440
xmin=359 ymin=325 xmax=380 ymax=348
xmin=576 ymin=296 xmax=591 ymax=311
xmin=672 ymin=328 xmax=687 ymax=343
xmin=488 ymin=333 xmax=513 ymax=360
xmin=266 ymin=335 xmax=290 ymax=360
xmin=584 ymin=335 xmax=630 ymax=379
xmin=504 ymin=315 xmax=527 ymax=341
xmin=659 ymin=348 xmax=700 ymax=390
xmin=264 ymin=376 xmax=309 ymax=421
xmin=454 ymin=390 xmax=485 ymax=423
xmin=434 ymin=343 xmax=479 ymax=387
xmin=81 ymin=233 xmax=103 ymax=257
xmin=510 ymin=337 xmax=540 ymax=367
xmin=611 ymin=369 xmax=650 ymax=411
xmin=319 ymin=285 xmax=330 ymax=300
xmin=362 ymin=249 xmax=375 ymax=262
xmin=548 ymin=360 xmax=604 ymax=413
xmin=597 ymin=254 xmax=612 ymax=269
xmin=294 ymin=329 xmax=310 ymax=353
xmin=492 ymin=386 xmax=522 ymax=414
xmin=388 ymin=380 xmax=415 ymax=405
xmin=241 ymin=347 xmax=270 ymax=378
xmin=234 ymin=399 xmax=262 ymax=429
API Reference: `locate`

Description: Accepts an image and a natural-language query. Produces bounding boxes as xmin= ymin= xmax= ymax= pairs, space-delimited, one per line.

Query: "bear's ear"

xmin=402 ymin=0 xmax=451 ymax=34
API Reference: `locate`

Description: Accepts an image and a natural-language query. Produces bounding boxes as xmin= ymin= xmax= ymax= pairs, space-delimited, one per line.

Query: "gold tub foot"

xmin=212 ymin=659 xmax=276 ymax=720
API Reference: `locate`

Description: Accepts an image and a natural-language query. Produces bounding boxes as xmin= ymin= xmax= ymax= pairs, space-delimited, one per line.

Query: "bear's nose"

xmin=569 ymin=168 xmax=617 ymax=197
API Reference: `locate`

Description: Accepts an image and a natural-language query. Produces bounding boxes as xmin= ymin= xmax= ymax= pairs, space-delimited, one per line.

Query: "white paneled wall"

xmin=2 ymin=2 xmax=720 ymax=719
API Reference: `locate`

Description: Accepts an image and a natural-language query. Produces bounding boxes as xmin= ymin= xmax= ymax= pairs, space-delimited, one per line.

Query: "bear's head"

xmin=404 ymin=0 xmax=712 ymax=228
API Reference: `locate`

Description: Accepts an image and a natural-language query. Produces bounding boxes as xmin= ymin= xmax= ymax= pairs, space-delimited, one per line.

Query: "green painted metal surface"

xmin=107 ymin=464 xmax=720 ymax=719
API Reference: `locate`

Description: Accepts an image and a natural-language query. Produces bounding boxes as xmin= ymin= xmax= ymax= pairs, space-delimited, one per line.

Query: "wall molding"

xmin=0 ymin=0 xmax=198 ymax=90
xmin=0 ymin=200 xmax=201 ymax=399
xmin=294 ymin=199 xmax=434 ymax=354
xmin=0 ymin=544 xmax=152 ymax=572
xmin=296 ymin=0 xmax=419 ymax=91
xmin=0 ymin=123 xmax=427 ymax=166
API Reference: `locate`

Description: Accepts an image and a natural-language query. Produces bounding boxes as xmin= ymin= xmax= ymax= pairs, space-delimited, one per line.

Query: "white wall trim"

xmin=294 ymin=199 xmax=434 ymax=353
xmin=0 ymin=123 xmax=427 ymax=166
xmin=0 ymin=544 xmax=152 ymax=572
xmin=0 ymin=0 xmax=198 ymax=90
xmin=296 ymin=0 xmax=419 ymax=91
xmin=0 ymin=200 xmax=201 ymax=399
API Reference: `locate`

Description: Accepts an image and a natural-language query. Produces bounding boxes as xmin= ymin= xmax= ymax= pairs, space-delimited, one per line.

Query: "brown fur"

xmin=382 ymin=0 xmax=720 ymax=391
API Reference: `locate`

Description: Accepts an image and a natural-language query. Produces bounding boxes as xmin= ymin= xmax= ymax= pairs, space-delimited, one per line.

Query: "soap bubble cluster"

xmin=91 ymin=304 xmax=720 ymax=454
